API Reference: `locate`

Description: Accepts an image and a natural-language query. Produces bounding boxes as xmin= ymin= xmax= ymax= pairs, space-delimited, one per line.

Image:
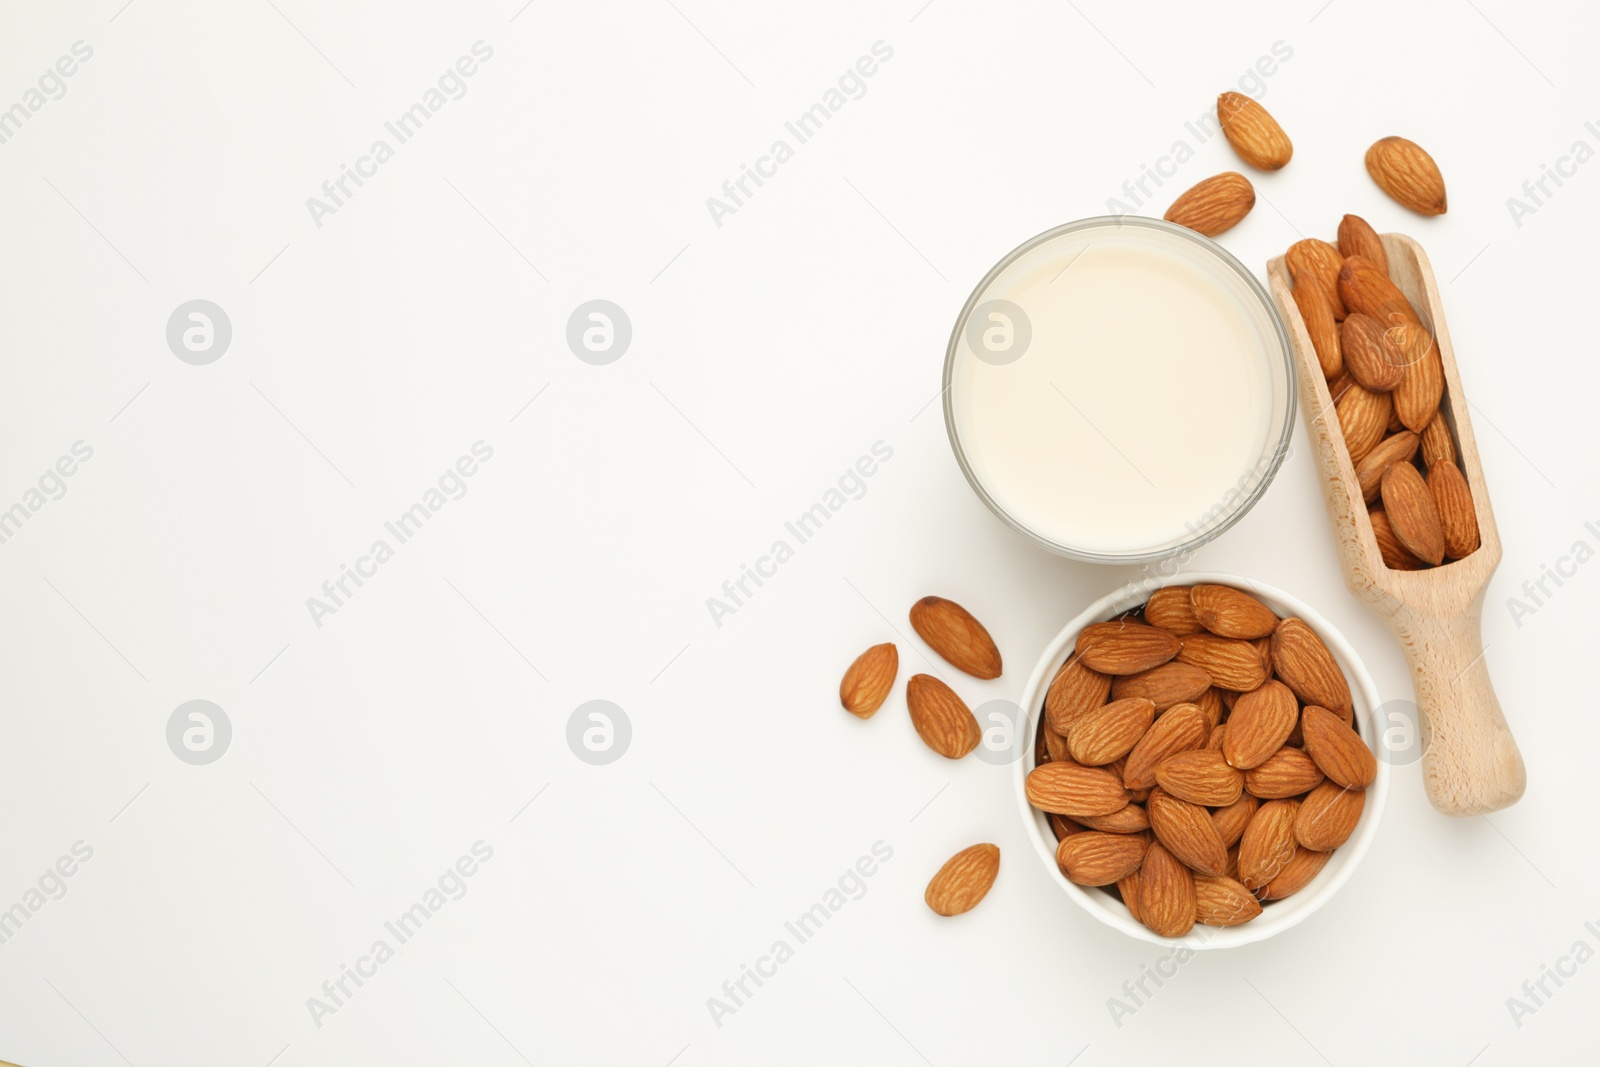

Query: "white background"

xmin=1 ymin=0 xmax=1596 ymax=1064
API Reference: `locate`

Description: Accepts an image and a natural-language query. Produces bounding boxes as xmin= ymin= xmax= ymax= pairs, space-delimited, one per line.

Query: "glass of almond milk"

xmin=943 ymin=216 xmax=1294 ymax=563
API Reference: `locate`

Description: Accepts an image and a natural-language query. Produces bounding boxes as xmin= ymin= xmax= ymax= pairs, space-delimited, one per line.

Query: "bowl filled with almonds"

xmin=1015 ymin=575 xmax=1388 ymax=948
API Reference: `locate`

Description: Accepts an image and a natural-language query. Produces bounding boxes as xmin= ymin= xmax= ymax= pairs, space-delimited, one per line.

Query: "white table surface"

xmin=1 ymin=1 xmax=1596 ymax=1063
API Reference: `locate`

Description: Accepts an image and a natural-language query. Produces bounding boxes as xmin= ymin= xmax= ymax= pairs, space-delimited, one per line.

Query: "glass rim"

xmin=941 ymin=214 xmax=1297 ymax=565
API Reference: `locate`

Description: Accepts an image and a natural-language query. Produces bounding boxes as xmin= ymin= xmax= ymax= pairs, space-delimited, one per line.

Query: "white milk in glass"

xmin=947 ymin=221 xmax=1281 ymax=558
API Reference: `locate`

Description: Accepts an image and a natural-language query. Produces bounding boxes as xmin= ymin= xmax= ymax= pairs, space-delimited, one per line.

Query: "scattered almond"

xmin=1164 ymin=172 xmax=1255 ymax=237
xmin=1365 ymin=136 xmax=1447 ymax=216
xmin=925 ymin=843 xmax=1000 ymax=916
xmin=905 ymin=674 xmax=982 ymax=759
xmin=840 ymin=643 xmax=898 ymax=718
xmin=1217 ymin=92 xmax=1293 ymax=170
xmin=909 ymin=596 xmax=1001 ymax=679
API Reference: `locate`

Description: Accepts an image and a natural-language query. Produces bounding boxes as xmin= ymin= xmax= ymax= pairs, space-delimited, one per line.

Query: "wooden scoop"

xmin=1267 ymin=233 xmax=1526 ymax=816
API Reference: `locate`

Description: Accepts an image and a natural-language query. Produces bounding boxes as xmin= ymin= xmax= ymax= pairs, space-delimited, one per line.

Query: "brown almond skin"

xmin=1163 ymin=171 xmax=1255 ymax=237
xmin=840 ymin=643 xmax=898 ymax=718
xmin=1420 ymin=412 xmax=1457 ymax=469
xmin=1391 ymin=326 xmax=1444 ymax=433
xmin=1338 ymin=257 xmax=1416 ymax=327
xmin=1190 ymin=584 xmax=1279 ymax=640
xmin=1212 ymin=794 xmax=1260 ymax=848
xmin=1144 ymin=586 xmax=1203 ymax=635
xmin=1067 ymin=697 xmax=1156 ymax=766
xmin=1111 ymin=662 xmax=1211 ymax=711
xmin=925 ymin=843 xmax=1000 ymax=916
xmin=1217 ymin=91 xmax=1292 ymax=170
xmin=1118 ymin=870 xmax=1143 ymax=924
xmin=1243 ymin=746 xmax=1325 ymax=799
xmin=1370 ymin=509 xmax=1427 ymax=570
xmin=1381 ymin=461 xmax=1446 ymax=565
xmin=1075 ymin=621 xmax=1181 ymax=675
xmin=1195 ymin=687 xmax=1225 ymax=730
xmin=1044 ymin=656 xmax=1112 ymax=735
xmin=1340 ymin=313 xmax=1406 ymax=393
xmin=1259 ymin=846 xmax=1331 ymax=901
xmin=1138 ymin=842 xmax=1197 ymax=938
xmin=1050 ymin=813 xmax=1088 ymax=840
xmin=1056 ymin=832 xmax=1150 ymax=886
xmin=909 ymin=597 xmax=1001 ymax=679
xmin=1076 ymin=804 xmax=1151 ymax=834
xmin=1025 ymin=762 xmax=1131 ymax=817
xmin=1123 ymin=703 xmax=1209 ymax=791
xmin=1194 ymin=874 xmax=1264 ymax=927
xmin=1301 ymin=706 xmax=1377 ymax=789
xmin=1293 ymin=276 xmax=1343 ymax=379
xmin=1177 ymin=633 xmax=1269 ymax=692
xmin=1155 ymin=749 xmax=1244 ymax=807
xmin=1295 ymin=781 xmax=1366 ymax=851
xmin=1366 ymin=136 xmax=1447 ymax=216
xmin=1354 ymin=431 xmax=1420 ymax=504
xmin=1286 ymin=239 xmax=1346 ymax=318
xmin=1223 ymin=680 xmax=1299 ymax=770
xmin=1147 ymin=789 xmax=1228 ymax=877
xmin=1271 ymin=619 xmax=1353 ymax=717
xmin=1337 ymin=214 xmax=1388 ymax=274
xmin=1238 ymin=799 xmax=1300 ymax=890
xmin=1335 ymin=381 xmax=1391 ymax=464
xmin=1430 ymin=459 xmax=1480 ymax=559
xmin=905 ymin=674 xmax=982 ymax=759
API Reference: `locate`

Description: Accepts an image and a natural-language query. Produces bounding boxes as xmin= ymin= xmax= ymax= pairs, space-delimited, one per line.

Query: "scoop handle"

xmin=1393 ymin=608 xmax=1526 ymax=816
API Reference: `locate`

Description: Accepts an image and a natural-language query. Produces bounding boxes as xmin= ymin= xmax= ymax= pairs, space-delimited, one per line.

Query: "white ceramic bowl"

xmin=1014 ymin=573 xmax=1388 ymax=949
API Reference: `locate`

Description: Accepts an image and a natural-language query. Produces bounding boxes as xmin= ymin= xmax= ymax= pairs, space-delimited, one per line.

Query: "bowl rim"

xmin=942 ymin=215 xmax=1297 ymax=564
xmin=1012 ymin=571 xmax=1389 ymax=949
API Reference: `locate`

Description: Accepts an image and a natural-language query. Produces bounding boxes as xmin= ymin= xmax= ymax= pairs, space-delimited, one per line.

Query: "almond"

xmin=1155 ymin=749 xmax=1244 ymax=807
xmin=1370 ymin=508 xmax=1427 ymax=570
xmin=1194 ymin=874 xmax=1264 ymax=927
xmin=1222 ymin=680 xmax=1299 ymax=770
xmin=1366 ymin=136 xmax=1447 ymax=216
xmin=905 ymin=674 xmax=982 ymax=759
xmin=1237 ymin=799 xmax=1300 ymax=890
xmin=1138 ymin=842 xmax=1197 ymax=938
xmin=1327 ymin=369 xmax=1354 ymax=401
xmin=1217 ymin=91 xmax=1292 ymax=170
xmin=1163 ymin=171 xmax=1255 ymax=237
xmin=924 ymin=843 xmax=1000 ymax=916
xmin=1195 ymin=687 xmax=1225 ymax=729
xmin=1118 ymin=871 xmax=1143 ymax=923
xmin=1212 ymin=793 xmax=1259 ymax=848
xmin=1390 ymin=325 xmax=1444 ymax=433
xmin=1050 ymin=813 xmax=1088 ymax=840
xmin=1123 ymin=703 xmax=1209 ymax=790
xmin=1354 ymin=431 xmax=1420 ymax=503
xmin=1292 ymin=281 xmax=1343 ymax=379
xmin=1339 ymin=313 xmax=1406 ymax=393
xmin=1207 ymin=722 xmax=1229 ymax=752
xmin=1259 ymin=846 xmax=1331 ymax=901
xmin=1177 ymin=633 xmax=1269 ymax=692
xmin=1042 ymin=722 xmax=1071 ymax=765
xmin=840 ymin=643 xmax=898 ymax=718
xmin=1144 ymin=586 xmax=1203 ymax=635
xmin=1147 ymin=788 xmax=1228 ymax=877
xmin=1337 ymin=257 xmax=1416 ymax=327
xmin=1337 ymin=214 xmax=1388 ymax=274
xmin=1335 ymin=381 xmax=1391 ymax=464
xmin=1056 ymin=831 xmax=1150 ymax=886
xmin=1189 ymin=584 xmax=1279 ymax=640
xmin=1270 ymin=619 xmax=1353 ymax=717
xmin=1044 ymin=656 xmax=1113 ymax=735
xmin=909 ymin=596 xmax=1001 ymax=679
xmin=1295 ymin=782 xmax=1366 ymax=851
xmin=1076 ymin=804 xmax=1151 ymax=834
xmin=1243 ymin=746 xmax=1325 ymax=799
xmin=1111 ymin=662 xmax=1211 ymax=711
xmin=1025 ymin=762 xmax=1131 ymax=817
xmin=1381 ymin=461 xmax=1446 ymax=565
xmin=1068 ymin=697 xmax=1156 ymax=766
xmin=1286 ymin=239 xmax=1346 ymax=319
xmin=1301 ymin=706 xmax=1377 ymax=789
xmin=1075 ymin=620 xmax=1181 ymax=675
xmin=1429 ymin=459 xmax=1479 ymax=559
xmin=1420 ymin=412 xmax=1457 ymax=469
